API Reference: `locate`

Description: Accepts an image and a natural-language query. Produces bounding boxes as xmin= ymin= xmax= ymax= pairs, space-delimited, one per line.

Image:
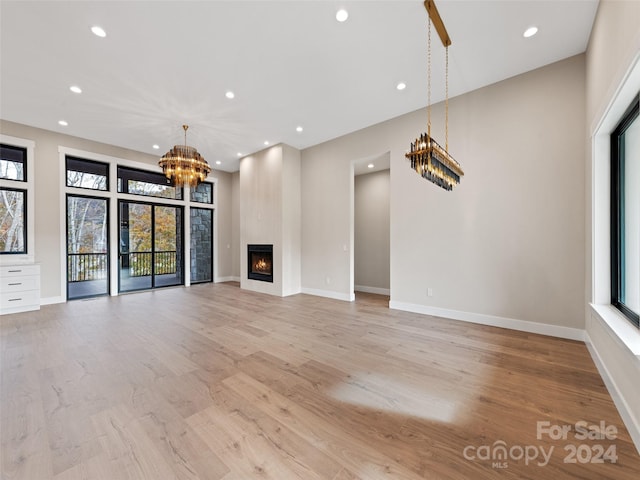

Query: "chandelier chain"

xmin=427 ymin=15 xmax=431 ymax=137
xmin=445 ymin=46 xmax=449 ymax=152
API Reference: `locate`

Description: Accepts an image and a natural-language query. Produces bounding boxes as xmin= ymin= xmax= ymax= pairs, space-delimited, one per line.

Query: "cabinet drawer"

xmin=0 ymin=289 xmax=40 ymax=311
xmin=0 ymin=264 xmax=40 ymax=278
xmin=1 ymin=275 xmax=39 ymax=293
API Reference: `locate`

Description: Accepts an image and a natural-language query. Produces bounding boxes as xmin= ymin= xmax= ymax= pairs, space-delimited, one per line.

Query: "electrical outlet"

xmin=427 ymin=288 xmax=433 ymax=297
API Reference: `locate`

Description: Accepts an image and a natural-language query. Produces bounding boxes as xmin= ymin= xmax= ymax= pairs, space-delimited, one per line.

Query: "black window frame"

xmin=190 ymin=181 xmax=214 ymax=204
xmin=118 ymin=166 xmax=183 ymax=200
xmin=66 ymin=156 xmax=110 ymax=191
xmin=66 ymin=193 xmax=111 ymax=300
xmin=0 ymin=186 xmax=27 ymax=255
xmin=610 ymin=93 xmax=640 ymax=328
xmin=0 ymin=144 xmax=27 ymax=182
xmin=189 ymin=207 xmax=213 ymax=284
xmin=117 ymin=199 xmax=185 ymax=292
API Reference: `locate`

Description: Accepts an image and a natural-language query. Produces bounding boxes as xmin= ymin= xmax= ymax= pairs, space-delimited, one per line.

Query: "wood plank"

xmin=1 ymin=283 xmax=638 ymax=479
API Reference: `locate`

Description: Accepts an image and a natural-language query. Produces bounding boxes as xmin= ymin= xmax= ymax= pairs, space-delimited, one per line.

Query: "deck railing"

xmin=126 ymin=251 xmax=177 ymax=276
xmin=67 ymin=253 xmax=108 ymax=282
xmin=68 ymin=251 xmax=177 ymax=281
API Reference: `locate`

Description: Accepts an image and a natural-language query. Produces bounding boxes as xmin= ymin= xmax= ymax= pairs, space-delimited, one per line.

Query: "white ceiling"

xmin=0 ymin=0 xmax=599 ymax=172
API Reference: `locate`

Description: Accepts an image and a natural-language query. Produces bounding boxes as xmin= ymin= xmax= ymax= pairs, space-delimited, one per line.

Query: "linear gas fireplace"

xmin=247 ymin=244 xmax=273 ymax=283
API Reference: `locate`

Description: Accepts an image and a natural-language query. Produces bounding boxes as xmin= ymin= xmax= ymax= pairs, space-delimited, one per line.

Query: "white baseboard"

xmin=355 ymin=285 xmax=390 ymax=295
xmin=215 ymin=276 xmax=240 ymax=283
xmin=388 ymin=301 xmax=585 ymax=341
xmin=301 ymin=288 xmax=355 ymax=302
xmin=585 ymin=332 xmax=640 ymax=454
xmin=40 ymin=295 xmax=65 ymax=306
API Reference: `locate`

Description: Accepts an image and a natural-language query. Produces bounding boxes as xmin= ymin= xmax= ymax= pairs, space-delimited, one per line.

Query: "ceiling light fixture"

xmin=225 ymin=91 xmax=235 ymax=99
xmin=405 ymin=0 xmax=464 ymax=191
xmin=396 ymin=82 xmax=407 ymax=91
xmin=58 ymin=120 xmax=68 ymax=126
xmin=152 ymin=144 xmax=160 ymax=150
xmin=368 ymin=163 xmax=375 ymax=169
xmin=523 ymin=26 xmax=538 ymax=38
xmin=296 ymin=126 xmax=303 ymax=132
xmin=237 ymin=152 xmax=243 ymax=157
xmin=91 ymin=26 xmax=106 ymax=38
xmin=264 ymin=141 xmax=270 ymax=146
xmin=69 ymin=85 xmax=82 ymax=94
xmin=336 ymin=9 xmax=349 ymax=22
xmin=159 ymin=125 xmax=211 ymax=188
xmin=216 ymin=161 xmax=222 ymax=165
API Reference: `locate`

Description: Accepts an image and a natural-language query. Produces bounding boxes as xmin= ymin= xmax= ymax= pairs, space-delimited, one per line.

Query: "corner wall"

xmin=302 ymin=55 xmax=586 ymax=337
xmin=213 ymin=169 xmax=234 ymax=282
xmin=231 ymin=171 xmax=241 ymax=280
xmin=584 ymin=0 xmax=640 ymax=451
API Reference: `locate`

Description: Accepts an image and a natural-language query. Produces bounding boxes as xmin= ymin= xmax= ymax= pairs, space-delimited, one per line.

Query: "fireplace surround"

xmin=247 ymin=244 xmax=273 ymax=283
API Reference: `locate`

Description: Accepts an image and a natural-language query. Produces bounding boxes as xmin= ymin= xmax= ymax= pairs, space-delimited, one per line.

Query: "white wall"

xmin=281 ymin=144 xmax=302 ymax=296
xmin=584 ymin=0 xmax=640 ymax=451
xmin=355 ymin=169 xmax=390 ymax=293
xmin=214 ymin=169 xmax=234 ymax=282
xmin=302 ymin=55 xmax=585 ymax=335
xmin=239 ymin=144 xmax=301 ymax=296
xmin=231 ymin=171 xmax=240 ymax=279
xmin=0 ymin=119 xmax=234 ymax=300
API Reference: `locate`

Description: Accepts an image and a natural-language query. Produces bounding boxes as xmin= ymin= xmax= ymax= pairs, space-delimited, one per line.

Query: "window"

xmin=66 ymin=156 xmax=109 ymax=190
xmin=0 ymin=144 xmax=26 ymax=181
xmin=190 ymin=207 xmax=213 ymax=283
xmin=190 ymin=181 xmax=213 ymax=204
xmin=611 ymin=94 xmax=640 ymax=328
xmin=1 ymin=141 xmax=30 ymax=255
xmin=118 ymin=166 xmax=182 ymax=200
xmin=60 ymin=147 xmax=215 ymax=298
xmin=0 ymin=187 xmax=27 ymax=254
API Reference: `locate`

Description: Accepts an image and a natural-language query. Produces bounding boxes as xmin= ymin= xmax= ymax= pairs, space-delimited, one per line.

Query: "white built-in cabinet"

xmin=0 ymin=264 xmax=40 ymax=315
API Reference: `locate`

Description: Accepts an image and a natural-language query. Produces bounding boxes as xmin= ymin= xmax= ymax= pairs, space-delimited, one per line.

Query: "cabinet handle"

xmin=8 ymin=298 xmax=22 ymax=302
xmin=8 ymin=270 xmax=22 ymax=273
xmin=8 ymin=282 xmax=22 ymax=286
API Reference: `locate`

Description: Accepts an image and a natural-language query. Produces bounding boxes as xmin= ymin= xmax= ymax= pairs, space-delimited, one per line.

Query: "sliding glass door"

xmin=119 ymin=201 xmax=183 ymax=292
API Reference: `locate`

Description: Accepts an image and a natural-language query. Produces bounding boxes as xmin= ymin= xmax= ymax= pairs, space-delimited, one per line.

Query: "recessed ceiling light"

xmin=296 ymin=126 xmax=303 ymax=133
xmin=215 ymin=160 xmax=222 ymax=165
xmin=523 ymin=26 xmax=538 ymax=38
xmin=336 ymin=9 xmax=349 ymax=22
xmin=264 ymin=141 xmax=270 ymax=146
xmin=58 ymin=120 xmax=68 ymax=126
xmin=91 ymin=26 xmax=106 ymax=38
xmin=237 ymin=152 xmax=243 ymax=157
xmin=396 ymin=82 xmax=406 ymax=91
xmin=152 ymin=144 xmax=160 ymax=150
xmin=225 ymin=91 xmax=235 ymax=99
xmin=69 ymin=85 xmax=82 ymax=94
xmin=368 ymin=163 xmax=375 ymax=169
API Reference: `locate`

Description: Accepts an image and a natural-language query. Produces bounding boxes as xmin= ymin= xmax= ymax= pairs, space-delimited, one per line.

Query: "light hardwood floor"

xmin=1 ymin=282 xmax=639 ymax=479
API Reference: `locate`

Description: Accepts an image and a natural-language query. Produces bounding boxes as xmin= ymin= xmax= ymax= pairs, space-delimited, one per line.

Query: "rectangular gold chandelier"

xmin=408 ymin=132 xmax=464 ymax=191
xmin=405 ymin=0 xmax=464 ymax=191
